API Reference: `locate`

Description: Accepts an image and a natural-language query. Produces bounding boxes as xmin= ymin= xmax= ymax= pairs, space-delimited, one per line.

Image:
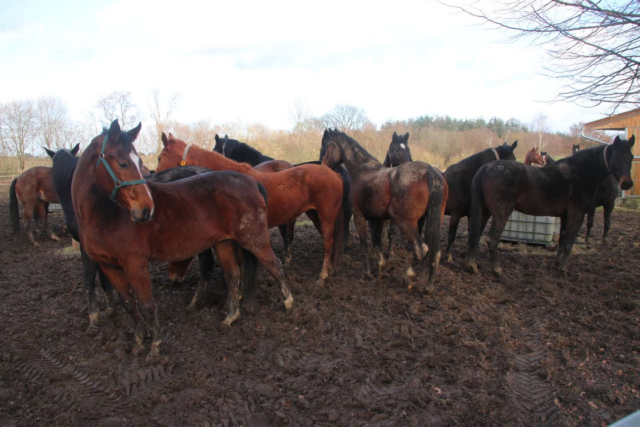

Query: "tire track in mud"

xmin=505 ymin=320 xmax=559 ymax=425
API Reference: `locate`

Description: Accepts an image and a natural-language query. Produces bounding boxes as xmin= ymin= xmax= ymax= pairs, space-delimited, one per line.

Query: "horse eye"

xmin=118 ymin=161 xmax=128 ymax=168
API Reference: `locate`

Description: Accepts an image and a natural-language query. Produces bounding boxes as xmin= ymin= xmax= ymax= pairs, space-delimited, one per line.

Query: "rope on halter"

xmin=181 ymin=144 xmax=192 ymax=166
xmin=603 ymin=144 xmax=610 ymax=172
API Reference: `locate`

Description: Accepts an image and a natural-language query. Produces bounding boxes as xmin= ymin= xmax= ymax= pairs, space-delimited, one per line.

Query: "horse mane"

xmin=223 ymin=138 xmax=273 ymax=163
xmin=555 ymin=143 xmax=605 ymax=171
xmin=451 ymin=147 xmax=497 ymax=171
xmin=51 ymin=149 xmax=79 ymax=191
xmin=331 ymin=131 xmax=380 ymax=164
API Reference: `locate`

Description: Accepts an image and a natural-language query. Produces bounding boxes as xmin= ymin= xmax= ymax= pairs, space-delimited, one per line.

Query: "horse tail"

xmin=241 ymin=181 xmax=269 ymax=303
xmin=421 ymin=169 xmax=445 ymax=284
xmin=468 ymin=170 xmax=485 ymax=259
xmin=9 ymin=178 xmax=20 ymax=233
xmin=331 ymin=198 xmax=344 ymax=273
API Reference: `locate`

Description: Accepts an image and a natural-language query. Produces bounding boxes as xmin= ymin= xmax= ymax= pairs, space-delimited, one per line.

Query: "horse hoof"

xmin=104 ymin=307 xmax=116 ymax=318
xmin=446 ymin=254 xmax=453 ymax=263
xmin=222 ymin=311 xmax=240 ymax=326
xmin=316 ymin=279 xmax=325 ymax=287
xmin=187 ymin=298 xmax=198 ymax=311
xmin=493 ymin=267 xmax=502 ymax=277
xmin=363 ymin=272 xmax=374 ymax=281
xmin=284 ymin=295 xmax=294 ymax=311
xmin=51 ymin=234 xmax=60 ymax=242
xmin=467 ymin=263 xmax=478 ymax=274
xmin=561 ymin=269 xmax=569 ymax=277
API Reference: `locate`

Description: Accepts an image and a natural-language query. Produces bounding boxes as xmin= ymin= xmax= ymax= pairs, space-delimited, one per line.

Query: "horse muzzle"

xmin=620 ymin=176 xmax=633 ymax=191
xmin=131 ymin=207 xmax=154 ymax=223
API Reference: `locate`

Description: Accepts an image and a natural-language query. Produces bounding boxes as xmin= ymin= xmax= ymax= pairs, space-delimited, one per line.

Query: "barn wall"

xmin=626 ymin=127 xmax=640 ymax=197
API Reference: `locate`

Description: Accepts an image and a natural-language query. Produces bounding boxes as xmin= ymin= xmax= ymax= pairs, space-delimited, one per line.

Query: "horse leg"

xmin=603 ymin=202 xmax=614 ymax=245
xmin=466 ymin=209 xmax=490 ymax=274
xmin=556 ymin=214 xmax=567 ymax=265
xmin=369 ymin=220 xmax=386 ymax=277
xmin=286 ymin=221 xmax=295 ymax=265
xmin=444 ymin=212 xmax=462 ymax=263
xmin=189 ymin=249 xmax=215 ymax=309
xmin=81 ymin=246 xmax=102 ymax=329
xmin=558 ymin=211 xmax=585 ymax=275
xmin=243 ymin=239 xmax=293 ymax=312
xmin=278 ymin=224 xmax=291 ymax=267
xmin=42 ymin=202 xmax=59 ymax=242
xmin=585 ymin=206 xmax=596 ymax=248
xmin=168 ymin=258 xmax=193 ymax=286
xmin=23 ymin=200 xmax=37 ymax=246
xmin=393 ymin=219 xmax=427 ymax=291
xmin=385 ymin=221 xmax=395 ymax=260
xmin=352 ymin=209 xmax=372 ymax=279
xmin=123 ymin=260 xmax=162 ymax=359
xmin=97 ymin=266 xmax=118 ymax=317
xmin=343 ymin=197 xmax=353 ymax=251
xmin=214 ymin=241 xmax=242 ymax=325
xmin=314 ymin=211 xmax=337 ymax=287
xmin=100 ymin=265 xmax=146 ymax=356
xmin=487 ymin=210 xmax=511 ymax=276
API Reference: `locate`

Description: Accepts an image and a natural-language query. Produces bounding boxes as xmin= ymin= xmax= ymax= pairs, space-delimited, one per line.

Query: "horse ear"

xmin=404 ymin=132 xmax=410 ymax=142
xmin=511 ymin=140 xmax=518 ymax=150
xmin=70 ymin=143 xmax=80 ymax=155
xmin=224 ymin=134 xmax=228 ymax=139
xmin=215 ymin=134 xmax=220 ymax=142
xmin=108 ymin=120 xmax=121 ymax=143
xmin=44 ymin=147 xmax=56 ymax=158
xmin=613 ymin=136 xmax=621 ymax=146
xmin=629 ymin=135 xmax=635 ymax=147
xmin=127 ymin=122 xmax=142 ymax=140
xmin=392 ymin=132 xmax=398 ymax=141
xmin=161 ymin=132 xmax=170 ymax=147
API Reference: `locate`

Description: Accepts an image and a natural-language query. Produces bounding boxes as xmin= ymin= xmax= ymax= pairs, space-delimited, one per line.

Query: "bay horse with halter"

xmin=73 ymin=120 xmax=293 ymax=358
xmin=524 ymin=146 xmax=545 ymax=166
xmin=157 ymin=133 xmax=344 ymax=286
xmin=9 ymin=147 xmax=74 ymax=245
xmin=467 ymin=135 xmax=634 ymax=276
xmin=320 ymin=129 xmax=448 ymax=289
xmin=213 ymin=134 xmax=354 ymax=254
xmin=443 ymin=141 xmax=518 ymax=262
xmin=52 ymin=144 xmax=225 ymax=328
xmin=566 ymin=144 xmax=619 ymax=247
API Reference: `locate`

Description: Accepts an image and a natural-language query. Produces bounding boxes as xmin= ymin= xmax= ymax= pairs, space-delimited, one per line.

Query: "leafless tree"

xmin=149 ymin=89 xmax=180 ymax=155
xmin=95 ymin=91 xmax=141 ymax=130
xmin=289 ymin=98 xmax=312 ymax=131
xmin=0 ymin=100 xmax=38 ymax=172
xmin=530 ymin=113 xmax=551 ymax=149
xmin=321 ymin=104 xmax=370 ymax=132
xmin=446 ymin=0 xmax=640 ymax=113
xmin=36 ymin=96 xmax=70 ymax=151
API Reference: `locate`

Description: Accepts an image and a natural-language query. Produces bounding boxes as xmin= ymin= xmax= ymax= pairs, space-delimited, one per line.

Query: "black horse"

xmin=213 ymin=134 xmax=274 ymax=165
xmin=568 ymin=144 xmax=620 ymax=247
xmin=541 ymin=151 xmax=555 ymax=167
xmin=51 ymin=147 xmax=226 ymax=327
xmin=442 ymin=142 xmax=518 ymax=261
xmin=467 ymin=136 xmax=634 ymax=276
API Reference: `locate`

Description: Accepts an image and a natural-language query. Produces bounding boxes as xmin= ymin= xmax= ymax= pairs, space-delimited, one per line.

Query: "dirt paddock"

xmin=0 ymin=199 xmax=638 ymax=426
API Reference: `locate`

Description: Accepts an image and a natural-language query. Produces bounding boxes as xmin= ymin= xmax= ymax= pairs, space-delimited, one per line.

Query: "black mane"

xmin=330 ymin=130 xmax=380 ymax=164
xmin=222 ymin=138 xmax=273 ymax=166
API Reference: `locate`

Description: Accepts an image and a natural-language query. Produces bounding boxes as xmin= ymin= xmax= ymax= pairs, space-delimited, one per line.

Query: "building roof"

xmin=584 ymin=108 xmax=640 ymax=131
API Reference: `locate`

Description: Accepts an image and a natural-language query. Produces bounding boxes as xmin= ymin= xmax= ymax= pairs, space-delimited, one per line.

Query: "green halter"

xmin=97 ymin=135 xmax=147 ymax=201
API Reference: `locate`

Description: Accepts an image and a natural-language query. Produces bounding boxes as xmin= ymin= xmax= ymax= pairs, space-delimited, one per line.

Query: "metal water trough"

xmin=500 ymin=211 xmax=560 ymax=247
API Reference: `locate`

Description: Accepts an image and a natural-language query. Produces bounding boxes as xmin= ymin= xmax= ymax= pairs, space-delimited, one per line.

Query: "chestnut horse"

xmin=9 ymin=147 xmax=73 ymax=245
xmin=321 ymin=129 xmax=448 ymax=288
xmin=442 ymin=141 xmax=518 ymax=262
xmin=157 ymin=133 xmax=344 ymax=286
xmin=73 ymin=121 xmax=293 ymax=358
xmin=524 ymin=147 xmax=545 ymax=166
xmin=467 ymin=136 xmax=634 ymax=276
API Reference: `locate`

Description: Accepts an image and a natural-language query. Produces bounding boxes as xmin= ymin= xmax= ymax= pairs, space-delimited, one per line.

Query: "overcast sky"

xmin=0 ymin=0 xmax=613 ymax=132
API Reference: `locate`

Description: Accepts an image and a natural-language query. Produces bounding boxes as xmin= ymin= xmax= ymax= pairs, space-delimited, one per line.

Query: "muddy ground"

xmin=0 ymin=199 xmax=638 ymax=426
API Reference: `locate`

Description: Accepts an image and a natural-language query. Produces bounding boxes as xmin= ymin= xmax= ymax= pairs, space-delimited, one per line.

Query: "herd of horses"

xmin=8 ymin=120 xmax=634 ymax=357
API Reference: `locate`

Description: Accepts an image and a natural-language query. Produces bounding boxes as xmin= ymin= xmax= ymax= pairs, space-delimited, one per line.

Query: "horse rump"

xmin=420 ymin=169 xmax=446 ymax=284
xmin=10 ymin=178 xmax=20 ymax=233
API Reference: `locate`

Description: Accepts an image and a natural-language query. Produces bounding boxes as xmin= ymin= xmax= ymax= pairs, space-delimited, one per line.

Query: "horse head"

xmin=321 ymin=139 xmax=342 ymax=169
xmin=384 ymin=132 xmax=412 ymax=167
xmin=157 ymin=132 xmax=189 ymax=171
xmin=95 ymin=120 xmax=154 ymax=223
xmin=609 ymin=135 xmax=635 ymax=190
xmin=526 ymin=147 xmax=545 ymax=166
xmin=572 ymin=144 xmax=581 ymax=155
xmin=495 ymin=140 xmax=518 ymax=161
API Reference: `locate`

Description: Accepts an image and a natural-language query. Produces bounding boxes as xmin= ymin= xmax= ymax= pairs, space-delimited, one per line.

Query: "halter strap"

xmin=603 ymin=144 xmax=610 ymax=172
xmin=491 ymin=148 xmax=499 ymax=161
xmin=181 ymin=143 xmax=192 ymax=166
xmin=96 ymin=135 xmax=147 ymax=201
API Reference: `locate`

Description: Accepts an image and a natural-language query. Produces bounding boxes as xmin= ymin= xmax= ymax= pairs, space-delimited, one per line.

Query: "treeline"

xmin=0 ymin=91 xmax=609 ymax=175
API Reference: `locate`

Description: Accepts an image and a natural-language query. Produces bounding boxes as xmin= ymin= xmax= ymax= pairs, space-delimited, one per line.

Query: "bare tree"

xmin=95 ymin=91 xmax=141 ymax=130
xmin=530 ymin=113 xmax=551 ymax=149
xmin=149 ymin=89 xmax=180 ymax=155
xmin=289 ymin=98 xmax=312 ymax=132
xmin=321 ymin=104 xmax=370 ymax=132
xmin=36 ymin=96 xmax=70 ymax=151
xmin=447 ymin=0 xmax=640 ymax=113
xmin=0 ymin=100 xmax=38 ymax=172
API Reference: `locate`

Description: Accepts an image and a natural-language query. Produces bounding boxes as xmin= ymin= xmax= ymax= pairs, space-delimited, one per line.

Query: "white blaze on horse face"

xmin=400 ymin=144 xmax=406 ymax=150
xmin=129 ymin=152 xmax=154 ymax=209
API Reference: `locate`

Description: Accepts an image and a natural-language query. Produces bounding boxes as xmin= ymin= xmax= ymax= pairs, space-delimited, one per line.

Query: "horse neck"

xmin=338 ymin=138 xmax=381 ymax=177
xmin=562 ymin=146 xmax=610 ymax=185
xmin=188 ymin=144 xmax=254 ymax=174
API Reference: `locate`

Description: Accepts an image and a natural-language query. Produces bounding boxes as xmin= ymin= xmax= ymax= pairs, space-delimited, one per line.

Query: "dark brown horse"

xmin=567 ymin=144 xmax=619 ymax=247
xmin=321 ymin=129 xmax=448 ymax=288
xmin=9 ymin=146 xmax=77 ymax=245
xmin=524 ymin=146 xmax=545 ymax=166
xmin=442 ymin=142 xmax=518 ymax=262
xmin=467 ymin=136 xmax=634 ymax=276
xmin=157 ymin=133 xmax=344 ymax=286
xmin=73 ymin=121 xmax=293 ymax=358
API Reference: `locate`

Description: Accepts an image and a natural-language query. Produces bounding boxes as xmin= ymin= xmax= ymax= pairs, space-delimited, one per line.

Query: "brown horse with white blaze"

xmin=157 ymin=133 xmax=344 ymax=286
xmin=73 ymin=121 xmax=293 ymax=358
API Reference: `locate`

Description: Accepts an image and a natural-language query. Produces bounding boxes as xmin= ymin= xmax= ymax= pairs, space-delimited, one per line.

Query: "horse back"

xmin=254 ymin=159 xmax=293 ymax=173
xmin=16 ymin=166 xmax=58 ymax=204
